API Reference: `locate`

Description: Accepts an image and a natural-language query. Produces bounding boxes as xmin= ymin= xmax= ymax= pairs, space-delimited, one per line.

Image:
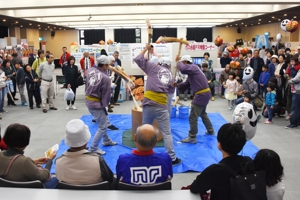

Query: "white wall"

xmin=105 ymin=29 xmax=114 ymax=42
xmin=141 ymin=28 xmax=148 ymax=44
xmin=177 ymin=27 xmax=187 ymax=40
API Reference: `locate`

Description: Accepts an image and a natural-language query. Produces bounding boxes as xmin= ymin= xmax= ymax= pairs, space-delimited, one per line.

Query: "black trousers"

xmin=221 ymin=85 xmax=225 ymax=96
xmin=67 ymin=86 xmax=77 ymax=105
xmin=113 ymin=78 xmax=121 ymax=103
xmin=28 ymin=87 xmax=41 ymax=108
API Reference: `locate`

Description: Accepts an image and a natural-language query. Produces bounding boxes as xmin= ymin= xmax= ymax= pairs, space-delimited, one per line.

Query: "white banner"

xmin=185 ymin=42 xmax=216 ymax=51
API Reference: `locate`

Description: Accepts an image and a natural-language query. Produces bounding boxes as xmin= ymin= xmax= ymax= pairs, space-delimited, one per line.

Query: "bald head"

xmin=135 ymin=124 xmax=158 ymax=150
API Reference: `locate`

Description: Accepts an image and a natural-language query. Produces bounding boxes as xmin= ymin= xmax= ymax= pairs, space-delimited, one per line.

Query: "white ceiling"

xmin=0 ymin=0 xmax=299 ymax=29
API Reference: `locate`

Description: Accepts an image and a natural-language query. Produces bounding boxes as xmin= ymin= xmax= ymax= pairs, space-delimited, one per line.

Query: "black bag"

xmin=76 ymin=75 xmax=84 ymax=87
xmin=219 ymin=162 xmax=267 ymax=200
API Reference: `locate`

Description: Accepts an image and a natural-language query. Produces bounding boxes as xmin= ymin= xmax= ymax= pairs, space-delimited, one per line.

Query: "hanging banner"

xmin=255 ymin=35 xmax=269 ymax=49
xmin=131 ymin=44 xmax=145 ymax=69
xmin=107 ymin=44 xmax=118 ymax=56
xmin=70 ymin=45 xmax=106 ymax=54
xmin=185 ymin=42 xmax=216 ymax=51
xmin=119 ymin=44 xmax=131 ymax=61
xmin=153 ymin=43 xmax=173 ymax=61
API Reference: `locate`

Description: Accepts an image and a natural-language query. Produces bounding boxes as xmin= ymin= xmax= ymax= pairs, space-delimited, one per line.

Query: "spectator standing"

xmin=15 ymin=60 xmax=28 ymax=107
xmin=2 ymin=58 xmax=17 ymax=103
xmin=0 ymin=67 xmax=7 ymax=114
xmin=220 ymin=52 xmax=231 ymax=68
xmin=202 ymin=63 xmax=215 ymax=101
xmin=219 ymin=64 xmax=231 ymax=99
xmin=258 ymin=65 xmax=270 ymax=97
xmin=250 ymin=50 xmax=264 ymax=83
xmin=59 ymin=47 xmax=71 ymax=75
xmin=39 ymin=53 xmax=57 ymax=113
xmin=28 ymin=49 xmax=38 ymax=67
xmin=116 ymin=124 xmax=172 ymax=185
xmin=264 ymin=83 xmax=276 ymax=124
xmin=236 ymin=53 xmax=246 ymax=80
xmin=112 ymin=51 xmax=122 ymax=106
xmin=64 ymin=56 xmax=81 ymax=110
xmin=32 ymin=50 xmax=46 ymax=77
xmin=25 ymin=65 xmax=41 ymax=109
xmin=79 ymin=51 xmax=95 ymax=77
xmin=268 ymin=55 xmax=278 ymax=79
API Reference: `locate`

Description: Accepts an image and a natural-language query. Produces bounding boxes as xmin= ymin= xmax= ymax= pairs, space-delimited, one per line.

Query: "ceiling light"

xmin=48 ymin=26 xmax=50 ymax=28
xmin=284 ymin=14 xmax=287 ymax=16
xmin=45 ymin=28 xmax=47 ymax=30
xmin=251 ymin=24 xmax=253 ymax=25
xmin=29 ymin=23 xmax=32 ymax=25
xmin=15 ymin=21 xmax=18 ymax=24
xmin=3 ymin=19 xmax=6 ymax=22
xmin=38 ymin=24 xmax=40 ymax=26
xmin=235 ymin=24 xmax=238 ymax=25
xmin=59 ymin=28 xmax=61 ymax=30
xmin=64 ymin=29 xmax=66 ymax=30
xmin=20 ymin=25 xmax=23 ymax=27
xmin=230 ymin=25 xmax=232 ymax=26
xmin=245 ymin=25 xmax=247 ymax=27
xmin=54 ymin=27 xmax=56 ymax=29
xmin=226 ymin=26 xmax=228 ymax=27
xmin=269 ymin=21 xmax=271 ymax=22
xmin=241 ymin=23 xmax=244 ymax=24
xmin=38 ymin=28 xmax=41 ymax=29
xmin=272 ymin=16 xmax=275 ymax=18
xmin=258 ymin=19 xmax=261 ymax=21
xmin=294 ymin=16 xmax=297 ymax=18
xmin=258 ymin=23 xmax=260 ymax=24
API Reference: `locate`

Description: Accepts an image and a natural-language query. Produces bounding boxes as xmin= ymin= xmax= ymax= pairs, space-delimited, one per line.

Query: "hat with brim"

xmin=271 ymin=55 xmax=278 ymax=59
xmin=179 ymin=55 xmax=193 ymax=63
xmin=65 ymin=119 xmax=91 ymax=147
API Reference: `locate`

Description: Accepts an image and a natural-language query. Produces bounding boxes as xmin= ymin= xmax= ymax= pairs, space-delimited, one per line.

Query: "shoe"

xmin=71 ymin=105 xmax=77 ymax=110
xmin=264 ymin=120 xmax=272 ymax=124
xmin=66 ymin=105 xmax=70 ymax=110
xmin=184 ymin=98 xmax=187 ymax=101
xmin=228 ymin=106 xmax=232 ymax=110
xmin=14 ymin=98 xmax=18 ymax=101
xmin=18 ymin=103 xmax=24 ymax=106
xmin=93 ymin=149 xmax=106 ymax=155
xmin=231 ymin=105 xmax=235 ymax=109
xmin=37 ymin=105 xmax=41 ymax=108
xmin=172 ymin=158 xmax=182 ymax=166
xmin=50 ymin=107 xmax=57 ymax=110
xmin=102 ymin=141 xmax=117 ymax=146
xmin=211 ymin=97 xmax=215 ymax=101
xmin=257 ymin=115 xmax=261 ymax=122
xmin=0 ymin=109 xmax=7 ymax=113
xmin=221 ymin=95 xmax=225 ymax=99
xmin=30 ymin=107 xmax=34 ymax=109
xmin=0 ymin=116 xmax=2 ymax=120
xmin=285 ymin=115 xmax=290 ymax=120
xmin=11 ymin=104 xmax=17 ymax=106
xmin=92 ymin=119 xmax=96 ymax=123
xmin=285 ymin=124 xmax=298 ymax=129
xmin=181 ymin=137 xmax=197 ymax=144
xmin=108 ymin=125 xmax=119 ymax=130
xmin=23 ymin=102 xmax=28 ymax=106
xmin=108 ymin=107 xmax=113 ymax=113
xmin=43 ymin=109 xmax=47 ymax=113
xmin=110 ymin=105 xmax=114 ymax=108
xmin=113 ymin=102 xmax=120 ymax=106
xmin=205 ymin=131 xmax=215 ymax=135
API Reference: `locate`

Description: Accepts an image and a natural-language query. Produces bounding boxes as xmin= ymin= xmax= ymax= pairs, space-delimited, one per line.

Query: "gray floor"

xmin=0 ymin=69 xmax=299 ymax=199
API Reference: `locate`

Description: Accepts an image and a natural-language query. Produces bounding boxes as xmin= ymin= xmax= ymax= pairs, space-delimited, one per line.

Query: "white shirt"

xmin=266 ymin=181 xmax=285 ymax=200
xmin=85 ymin=57 xmax=90 ymax=70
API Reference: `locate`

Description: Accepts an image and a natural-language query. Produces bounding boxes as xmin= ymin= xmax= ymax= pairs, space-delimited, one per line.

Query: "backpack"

xmin=219 ymin=162 xmax=267 ymax=200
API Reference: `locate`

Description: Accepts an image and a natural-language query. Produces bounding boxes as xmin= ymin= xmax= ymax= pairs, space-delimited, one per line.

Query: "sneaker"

xmin=30 ymin=107 xmax=34 ymax=109
xmin=108 ymin=107 xmax=113 ymax=112
xmin=285 ymin=115 xmax=290 ymax=120
xmin=66 ymin=105 xmax=70 ymax=110
xmin=0 ymin=109 xmax=7 ymax=113
xmin=172 ymin=158 xmax=182 ymax=166
xmin=71 ymin=105 xmax=77 ymax=110
xmin=92 ymin=149 xmax=106 ymax=155
xmin=205 ymin=131 xmax=215 ymax=135
xmin=18 ymin=103 xmax=24 ymax=106
xmin=257 ymin=115 xmax=261 ymax=122
xmin=181 ymin=137 xmax=197 ymax=144
xmin=221 ymin=95 xmax=225 ymax=99
xmin=102 ymin=141 xmax=117 ymax=146
xmin=37 ymin=105 xmax=41 ymax=108
xmin=92 ymin=119 xmax=96 ymax=123
xmin=285 ymin=124 xmax=298 ymax=129
xmin=184 ymin=98 xmax=187 ymax=101
xmin=108 ymin=125 xmax=119 ymax=130
xmin=228 ymin=106 xmax=232 ymax=110
xmin=211 ymin=97 xmax=215 ymax=101
xmin=264 ymin=120 xmax=272 ymax=124
xmin=23 ymin=102 xmax=28 ymax=106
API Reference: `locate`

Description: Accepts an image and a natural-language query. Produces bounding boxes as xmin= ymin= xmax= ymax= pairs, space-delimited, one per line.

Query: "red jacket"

xmin=286 ymin=64 xmax=300 ymax=76
xmin=59 ymin=52 xmax=71 ymax=65
xmin=80 ymin=57 xmax=95 ymax=71
xmin=0 ymin=139 xmax=8 ymax=150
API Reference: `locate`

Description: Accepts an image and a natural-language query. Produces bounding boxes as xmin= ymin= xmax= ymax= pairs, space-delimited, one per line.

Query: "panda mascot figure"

xmin=232 ymin=66 xmax=258 ymax=140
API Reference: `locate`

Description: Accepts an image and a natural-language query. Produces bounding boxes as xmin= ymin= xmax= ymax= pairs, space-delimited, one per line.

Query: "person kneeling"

xmin=116 ymin=124 xmax=173 ymax=185
xmin=56 ymin=119 xmax=114 ymax=185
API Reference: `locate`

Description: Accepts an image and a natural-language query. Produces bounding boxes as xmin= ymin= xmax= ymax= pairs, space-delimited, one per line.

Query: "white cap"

xmin=179 ymin=55 xmax=193 ymax=63
xmin=159 ymin=57 xmax=171 ymax=66
xmin=65 ymin=119 xmax=91 ymax=147
xmin=96 ymin=55 xmax=110 ymax=65
xmin=150 ymin=56 xmax=159 ymax=65
xmin=297 ymin=46 xmax=300 ymax=50
xmin=108 ymin=55 xmax=115 ymax=61
xmin=271 ymin=55 xmax=278 ymax=59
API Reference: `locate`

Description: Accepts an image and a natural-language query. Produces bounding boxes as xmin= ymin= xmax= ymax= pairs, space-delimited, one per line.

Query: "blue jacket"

xmin=220 ymin=57 xmax=232 ymax=68
xmin=265 ymin=91 xmax=276 ymax=106
xmin=258 ymin=72 xmax=270 ymax=87
xmin=267 ymin=63 xmax=276 ymax=78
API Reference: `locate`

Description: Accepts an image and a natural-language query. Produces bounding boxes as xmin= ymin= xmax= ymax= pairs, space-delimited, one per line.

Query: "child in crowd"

xmin=236 ymin=76 xmax=243 ymax=99
xmin=258 ymin=65 xmax=270 ymax=98
xmin=244 ymin=92 xmax=252 ymax=103
xmin=253 ymin=149 xmax=285 ymax=200
xmin=202 ymin=63 xmax=215 ymax=101
xmin=224 ymin=71 xmax=238 ymax=110
xmin=264 ymin=83 xmax=276 ymax=124
xmin=269 ymin=77 xmax=283 ymax=117
xmin=286 ymin=56 xmax=300 ymax=93
xmin=246 ymin=50 xmax=252 ymax=66
xmin=268 ymin=55 xmax=278 ymax=79
xmin=219 ymin=64 xmax=231 ymax=99
xmin=265 ymin=50 xmax=273 ymax=66
xmin=235 ymin=53 xmax=246 ymax=80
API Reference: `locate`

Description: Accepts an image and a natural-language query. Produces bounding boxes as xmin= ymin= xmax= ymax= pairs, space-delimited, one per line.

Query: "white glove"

xmin=111 ymin=83 xmax=116 ymax=89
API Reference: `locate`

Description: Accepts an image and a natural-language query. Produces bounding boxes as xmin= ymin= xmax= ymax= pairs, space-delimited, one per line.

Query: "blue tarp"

xmin=50 ymin=113 xmax=259 ymax=174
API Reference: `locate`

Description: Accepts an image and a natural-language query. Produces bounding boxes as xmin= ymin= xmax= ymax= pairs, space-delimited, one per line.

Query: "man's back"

xmin=190 ymin=155 xmax=252 ymax=200
xmin=56 ymin=149 xmax=102 ymax=185
xmin=116 ymin=150 xmax=172 ymax=185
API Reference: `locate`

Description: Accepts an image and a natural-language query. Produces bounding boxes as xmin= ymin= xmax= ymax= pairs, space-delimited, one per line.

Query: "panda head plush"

xmin=243 ymin=66 xmax=254 ymax=81
xmin=232 ymin=102 xmax=257 ymax=140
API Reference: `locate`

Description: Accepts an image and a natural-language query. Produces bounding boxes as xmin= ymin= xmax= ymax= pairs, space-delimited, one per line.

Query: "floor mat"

xmin=122 ymin=128 xmax=164 ymax=148
xmin=50 ymin=113 xmax=259 ymax=174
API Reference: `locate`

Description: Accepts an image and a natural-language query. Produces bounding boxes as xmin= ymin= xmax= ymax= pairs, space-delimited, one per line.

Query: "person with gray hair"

xmin=112 ymin=51 xmax=122 ymax=105
xmin=116 ymin=124 xmax=173 ymax=185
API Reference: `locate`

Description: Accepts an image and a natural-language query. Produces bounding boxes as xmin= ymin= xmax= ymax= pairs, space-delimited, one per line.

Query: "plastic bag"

xmin=64 ymin=88 xmax=74 ymax=101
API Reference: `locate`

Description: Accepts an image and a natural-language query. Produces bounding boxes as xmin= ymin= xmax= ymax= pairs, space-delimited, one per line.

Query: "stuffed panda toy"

xmin=233 ymin=102 xmax=257 ymax=140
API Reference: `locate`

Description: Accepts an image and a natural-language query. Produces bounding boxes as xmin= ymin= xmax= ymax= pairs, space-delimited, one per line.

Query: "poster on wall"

xmin=119 ymin=44 xmax=131 ymax=61
xmin=131 ymin=44 xmax=145 ymax=69
xmin=153 ymin=43 xmax=172 ymax=61
xmin=185 ymin=42 xmax=216 ymax=51
xmin=255 ymin=35 xmax=269 ymax=49
xmin=107 ymin=44 xmax=118 ymax=56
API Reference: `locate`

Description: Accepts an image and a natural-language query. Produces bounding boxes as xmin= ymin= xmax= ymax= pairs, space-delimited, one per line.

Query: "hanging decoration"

xmin=286 ymin=20 xmax=299 ymax=33
xmin=99 ymin=40 xmax=105 ymax=45
xmin=213 ymin=36 xmax=223 ymax=47
xmin=280 ymin=19 xmax=291 ymax=32
xmin=107 ymin=39 xmax=114 ymax=45
xmin=227 ymin=46 xmax=235 ymax=52
xmin=241 ymin=47 xmax=248 ymax=55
